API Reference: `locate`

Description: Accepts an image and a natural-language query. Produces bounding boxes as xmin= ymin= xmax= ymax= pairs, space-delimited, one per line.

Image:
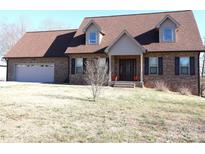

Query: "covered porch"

xmin=105 ymin=30 xmax=145 ymax=87
xmin=108 ymin=55 xmax=144 ymax=87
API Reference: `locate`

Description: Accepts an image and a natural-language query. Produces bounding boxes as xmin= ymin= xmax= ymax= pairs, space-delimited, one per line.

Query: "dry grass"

xmin=0 ymin=82 xmax=205 ymax=143
xmin=154 ymin=81 xmax=169 ymax=92
xmin=178 ymin=87 xmax=192 ymax=96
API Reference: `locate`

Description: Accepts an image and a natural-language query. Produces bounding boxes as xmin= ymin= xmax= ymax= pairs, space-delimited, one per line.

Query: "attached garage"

xmin=15 ymin=63 xmax=54 ymax=83
xmin=4 ymin=29 xmax=75 ymax=84
xmin=7 ymin=57 xmax=68 ymax=83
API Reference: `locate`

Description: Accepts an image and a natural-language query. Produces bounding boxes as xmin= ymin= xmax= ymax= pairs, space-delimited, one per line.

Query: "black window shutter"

xmin=106 ymin=58 xmax=109 ymax=74
xmin=175 ymin=57 xmax=179 ymax=75
xmin=71 ymin=58 xmax=75 ymax=74
xmin=83 ymin=58 xmax=87 ymax=74
xmin=144 ymin=57 xmax=149 ymax=75
xmin=190 ymin=57 xmax=195 ymax=75
xmin=158 ymin=57 xmax=163 ymax=75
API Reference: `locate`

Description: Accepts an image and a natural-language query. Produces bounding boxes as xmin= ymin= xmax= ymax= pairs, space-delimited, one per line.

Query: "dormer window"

xmin=163 ymin=28 xmax=174 ymax=42
xmin=89 ymin=32 xmax=97 ymax=44
xmin=156 ymin=15 xmax=180 ymax=43
xmin=83 ymin=20 xmax=104 ymax=45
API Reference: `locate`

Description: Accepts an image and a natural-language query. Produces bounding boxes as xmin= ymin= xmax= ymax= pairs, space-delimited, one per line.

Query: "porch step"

xmin=114 ymin=82 xmax=135 ymax=88
xmin=111 ymin=81 xmax=143 ymax=88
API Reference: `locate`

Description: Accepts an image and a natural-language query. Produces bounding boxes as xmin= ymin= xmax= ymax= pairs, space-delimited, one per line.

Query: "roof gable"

xmin=156 ymin=15 xmax=180 ymax=28
xmin=82 ymin=20 xmax=104 ymax=34
xmin=105 ymin=30 xmax=146 ymax=54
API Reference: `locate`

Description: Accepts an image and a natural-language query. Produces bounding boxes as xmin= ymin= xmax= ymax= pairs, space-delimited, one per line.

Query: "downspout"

xmin=6 ymin=58 xmax=8 ymax=81
xmin=140 ymin=53 xmax=144 ymax=87
xmin=198 ymin=52 xmax=201 ymax=96
xmin=67 ymin=56 xmax=70 ymax=83
xmin=64 ymin=53 xmax=70 ymax=83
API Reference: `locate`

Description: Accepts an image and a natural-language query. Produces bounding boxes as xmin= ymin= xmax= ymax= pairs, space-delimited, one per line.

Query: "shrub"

xmin=85 ymin=59 xmax=108 ymax=101
xmin=154 ymin=81 xmax=169 ymax=92
xmin=178 ymin=87 xmax=192 ymax=96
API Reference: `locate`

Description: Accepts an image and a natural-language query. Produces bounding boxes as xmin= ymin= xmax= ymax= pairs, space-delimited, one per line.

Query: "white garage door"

xmin=15 ymin=63 xmax=54 ymax=83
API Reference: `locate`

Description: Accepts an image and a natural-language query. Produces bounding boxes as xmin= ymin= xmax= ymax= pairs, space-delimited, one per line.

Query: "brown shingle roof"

xmin=4 ymin=10 xmax=204 ymax=58
xmin=4 ymin=29 xmax=76 ymax=58
xmin=66 ymin=10 xmax=204 ymax=54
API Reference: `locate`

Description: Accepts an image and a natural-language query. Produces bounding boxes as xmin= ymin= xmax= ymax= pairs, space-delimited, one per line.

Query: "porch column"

xmin=140 ymin=54 xmax=144 ymax=84
xmin=109 ymin=55 xmax=112 ymax=82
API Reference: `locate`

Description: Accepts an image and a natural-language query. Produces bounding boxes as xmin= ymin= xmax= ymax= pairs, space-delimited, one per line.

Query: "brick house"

xmin=4 ymin=10 xmax=205 ymax=95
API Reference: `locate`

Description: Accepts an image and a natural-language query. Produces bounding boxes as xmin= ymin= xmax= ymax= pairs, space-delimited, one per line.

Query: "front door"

xmin=119 ymin=59 xmax=136 ymax=81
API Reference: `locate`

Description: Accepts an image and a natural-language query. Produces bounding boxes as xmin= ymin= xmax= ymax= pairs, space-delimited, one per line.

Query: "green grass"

xmin=0 ymin=82 xmax=205 ymax=142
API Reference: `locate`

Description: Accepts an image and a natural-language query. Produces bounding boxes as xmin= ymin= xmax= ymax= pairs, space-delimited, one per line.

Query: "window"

xmin=149 ymin=57 xmax=158 ymax=74
xmin=180 ymin=57 xmax=190 ymax=75
xmin=98 ymin=58 xmax=106 ymax=67
xmin=163 ymin=28 xmax=174 ymax=42
xmin=89 ymin=32 xmax=97 ymax=44
xmin=75 ymin=58 xmax=83 ymax=74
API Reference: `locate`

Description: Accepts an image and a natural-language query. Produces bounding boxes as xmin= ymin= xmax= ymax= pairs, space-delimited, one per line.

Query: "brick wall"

xmin=69 ymin=53 xmax=107 ymax=84
xmin=7 ymin=57 xmax=68 ymax=83
xmin=69 ymin=52 xmax=200 ymax=95
xmin=7 ymin=51 xmax=200 ymax=95
xmin=143 ymin=51 xmax=200 ymax=95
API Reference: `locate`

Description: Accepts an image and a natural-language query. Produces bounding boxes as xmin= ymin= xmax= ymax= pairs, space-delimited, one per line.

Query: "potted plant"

xmin=112 ymin=74 xmax=118 ymax=81
xmin=134 ymin=75 xmax=140 ymax=81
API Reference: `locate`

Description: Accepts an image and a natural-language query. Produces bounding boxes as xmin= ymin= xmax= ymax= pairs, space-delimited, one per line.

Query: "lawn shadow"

xmin=41 ymin=94 xmax=93 ymax=102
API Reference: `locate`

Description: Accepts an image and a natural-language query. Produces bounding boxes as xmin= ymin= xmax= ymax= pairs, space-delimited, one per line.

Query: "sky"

xmin=0 ymin=10 xmax=204 ymax=40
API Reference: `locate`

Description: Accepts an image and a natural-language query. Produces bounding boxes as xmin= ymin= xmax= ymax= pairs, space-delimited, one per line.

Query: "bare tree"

xmin=0 ymin=19 xmax=27 ymax=56
xmin=0 ymin=18 xmax=68 ymax=57
xmin=85 ymin=59 xmax=108 ymax=101
xmin=38 ymin=18 xmax=69 ymax=31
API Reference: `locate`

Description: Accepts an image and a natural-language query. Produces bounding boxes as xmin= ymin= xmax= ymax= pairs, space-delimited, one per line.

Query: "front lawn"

xmin=0 ymin=82 xmax=204 ymax=142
